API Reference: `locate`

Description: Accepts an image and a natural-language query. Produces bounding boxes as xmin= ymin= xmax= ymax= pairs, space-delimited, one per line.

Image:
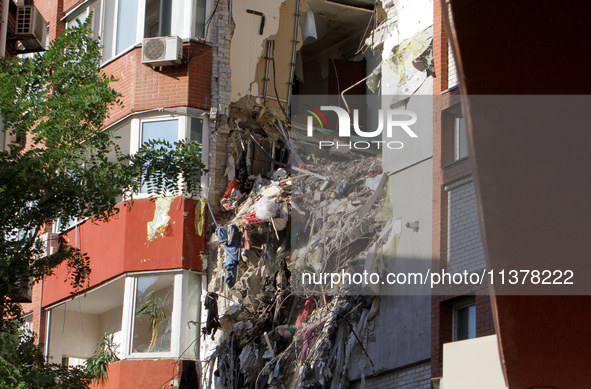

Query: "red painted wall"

xmin=93 ymin=359 xmax=180 ymax=389
xmin=42 ymin=197 xmax=205 ymax=308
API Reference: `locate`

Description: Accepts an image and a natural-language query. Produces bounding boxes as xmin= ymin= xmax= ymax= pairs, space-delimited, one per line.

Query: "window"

xmin=194 ymin=0 xmax=207 ymax=38
xmin=20 ymin=314 xmax=34 ymax=335
xmin=131 ymin=274 xmax=174 ymax=353
xmin=443 ymin=104 xmax=468 ymax=164
xmin=453 ymin=300 xmax=476 ymax=341
xmin=453 ymin=111 xmax=468 ymax=160
xmin=447 ymin=40 xmax=458 ymax=88
xmin=65 ymin=1 xmax=101 ymax=41
xmin=45 ymin=271 xmax=202 ymax=361
xmin=131 ymin=113 xmax=207 ymax=195
xmin=65 ymin=0 xmax=209 ymax=64
xmin=140 ymin=118 xmax=179 ymax=193
xmin=45 ymin=277 xmax=126 ymax=365
xmin=144 ymin=0 xmax=187 ymax=38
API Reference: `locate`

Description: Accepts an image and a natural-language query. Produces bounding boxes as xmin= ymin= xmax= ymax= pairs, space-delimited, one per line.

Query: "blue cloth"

xmin=216 ymin=225 xmax=241 ymax=287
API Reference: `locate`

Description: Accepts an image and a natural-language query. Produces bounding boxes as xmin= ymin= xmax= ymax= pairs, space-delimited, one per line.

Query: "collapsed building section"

xmin=200 ymin=1 xmax=435 ymax=387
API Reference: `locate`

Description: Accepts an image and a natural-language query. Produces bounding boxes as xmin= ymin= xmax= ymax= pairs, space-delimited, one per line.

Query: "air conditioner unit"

xmin=142 ymin=36 xmax=183 ymax=67
xmin=39 ymin=232 xmax=60 ymax=258
xmin=14 ymin=6 xmax=48 ymax=52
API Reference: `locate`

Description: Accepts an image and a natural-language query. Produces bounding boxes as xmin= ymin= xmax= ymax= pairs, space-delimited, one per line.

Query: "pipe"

xmin=262 ymin=40 xmax=272 ymax=103
xmin=0 ymin=0 xmax=10 ymax=58
xmin=286 ymin=0 xmax=301 ymax=117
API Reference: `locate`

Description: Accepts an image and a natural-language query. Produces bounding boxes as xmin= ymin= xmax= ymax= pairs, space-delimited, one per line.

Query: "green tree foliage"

xmin=0 ymin=319 xmax=91 ymax=388
xmin=0 ymin=18 xmax=206 ymax=387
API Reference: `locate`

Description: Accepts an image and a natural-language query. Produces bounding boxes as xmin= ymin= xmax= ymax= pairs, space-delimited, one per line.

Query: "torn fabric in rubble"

xmin=216 ymin=225 xmax=242 ymax=287
xmin=202 ymin=292 xmax=221 ymax=340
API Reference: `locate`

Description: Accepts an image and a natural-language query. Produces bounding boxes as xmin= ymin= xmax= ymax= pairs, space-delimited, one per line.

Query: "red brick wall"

xmin=32 ymin=1 xmax=213 ymax=128
xmin=431 ymin=0 xmax=495 ymax=378
xmin=4 ymin=0 xmax=17 ymax=57
xmin=34 ymin=0 xmax=65 ymax=41
xmin=63 ymin=0 xmax=84 ymax=14
xmin=103 ymin=42 xmax=213 ymax=128
xmin=433 ymin=0 xmax=449 ymax=94
xmin=20 ymin=282 xmax=46 ymax=346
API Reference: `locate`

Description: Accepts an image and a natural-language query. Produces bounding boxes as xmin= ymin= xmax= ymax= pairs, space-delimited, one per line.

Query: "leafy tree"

xmin=0 ymin=18 xmax=206 ymax=387
xmin=0 ymin=318 xmax=91 ymax=388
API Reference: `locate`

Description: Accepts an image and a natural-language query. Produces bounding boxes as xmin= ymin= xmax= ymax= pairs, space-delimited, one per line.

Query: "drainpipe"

xmin=286 ymin=0 xmax=300 ymax=117
xmin=0 ymin=0 xmax=10 ymax=58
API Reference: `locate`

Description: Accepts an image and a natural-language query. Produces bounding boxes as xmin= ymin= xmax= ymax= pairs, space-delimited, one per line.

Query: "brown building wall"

xmin=431 ymin=0 xmax=495 ymax=378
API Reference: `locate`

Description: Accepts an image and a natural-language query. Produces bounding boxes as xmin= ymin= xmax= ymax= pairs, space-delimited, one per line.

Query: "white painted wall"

xmin=230 ymin=0 xmax=285 ymax=100
xmin=48 ymin=306 xmax=124 ymax=363
xmin=441 ymin=335 xmax=508 ymax=389
xmin=48 ymin=309 xmax=101 ymax=362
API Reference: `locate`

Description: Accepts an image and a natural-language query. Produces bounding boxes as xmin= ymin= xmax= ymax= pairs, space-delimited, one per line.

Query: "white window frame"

xmin=131 ymin=113 xmax=209 ymax=198
xmin=453 ymin=111 xmax=468 ymax=161
xmin=64 ymin=0 xmax=210 ymax=66
xmin=44 ymin=270 xmax=201 ymax=361
xmin=122 ymin=270 xmax=202 ymax=360
xmin=123 ymin=271 xmax=182 ymax=359
xmin=131 ymin=115 xmax=184 ymax=197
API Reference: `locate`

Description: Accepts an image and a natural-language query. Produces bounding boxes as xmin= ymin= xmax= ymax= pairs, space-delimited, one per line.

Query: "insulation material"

xmin=147 ymin=197 xmax=174 ymax=241
xmin=252 ymin=197 xmax=279 ymax=220
xmin=226 ymin=155 xmax=236 ymax=181
xmin=382 ymin=26 xmax=433 ymax=95
xmin=195 ymin=198 xmax=208 ymax=236
xmin=300 ymin=5 xmax=318 ymax=42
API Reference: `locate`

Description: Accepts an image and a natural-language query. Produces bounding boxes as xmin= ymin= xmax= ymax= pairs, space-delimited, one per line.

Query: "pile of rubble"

xmin=200 ymin=150 xmax=390 ymax=388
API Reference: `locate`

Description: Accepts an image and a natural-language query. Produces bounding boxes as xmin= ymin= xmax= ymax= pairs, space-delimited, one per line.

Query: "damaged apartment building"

xmin=12 ymin=0 xmax=443 ymax=388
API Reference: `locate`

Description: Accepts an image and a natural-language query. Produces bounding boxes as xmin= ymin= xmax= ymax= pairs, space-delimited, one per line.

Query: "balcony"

xmin=42 ymin=197 xmax=205 ymax=308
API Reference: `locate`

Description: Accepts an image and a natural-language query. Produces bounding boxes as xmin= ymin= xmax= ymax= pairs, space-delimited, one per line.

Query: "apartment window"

xmin=194 ymin=0 xmax=207 ymax=37
xmin=65 ymin=0 xmax=101 ymax=41
xmin=20 ymin=314 xmax=34 ymax=335
xmin=447 ymin=40 xmax=458 ymax=88
xmin=453 ymin=111 xmax=468 ymax=161
xmin=144 ymin=0 xmax=187 ymax=38
xmin=45 ymin=277 xmax=126 ymax=365
xmin=453 ymin=300 xmax=476 ymax=341
xmin=131 ymin=274 xmax=175 ymax=353
xmin=45 ymin=271 xmax=201 ymax=362
xmin=65 ymin=0 xmax=137 ymax=63
xmin=140 ymin=118 xmax=179 ymax=193
xmin=65 ymin=0 xmax=209 ymax=64
xmin=443 ymin=105 xmax=468 ymax=164
xmin=130 ymin=113 xmax=207 ymax=195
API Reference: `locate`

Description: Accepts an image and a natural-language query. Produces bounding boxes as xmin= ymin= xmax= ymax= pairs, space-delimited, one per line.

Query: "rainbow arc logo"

xmin=304 ymin=105 xmax=328 ymax=128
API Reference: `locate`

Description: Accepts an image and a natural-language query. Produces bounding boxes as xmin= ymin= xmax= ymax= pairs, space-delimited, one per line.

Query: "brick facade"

xmin=206 ymin=0 xmax=233 ymax=206
xmin=101 ymin=42 xmax=213 ymax=129
xmin=352 ymin=361 xmax=431 ymax=389
xmin=431 ymin=0 xmax=495 ymax=379
xmin=446 ymin=177 xmax=487 ymax=274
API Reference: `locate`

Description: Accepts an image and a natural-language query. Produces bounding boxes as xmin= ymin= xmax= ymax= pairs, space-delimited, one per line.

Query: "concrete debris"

xmin=199 ymin=148 xmax=388 ymax=388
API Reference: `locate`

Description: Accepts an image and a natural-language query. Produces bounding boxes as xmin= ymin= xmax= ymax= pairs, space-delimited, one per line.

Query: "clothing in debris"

xmin=296 ymin=296 xmax=316 ymax=328
xmin=236 ymin=151 xmax=248 ymax=192
xmin=242 ymin=224 xmax=252 ymax=250
xmin=216 ymin=225 xmax=242 ymax=287
xmin=179 ymin=360 xmax=199 ymax=389
xmin=223 ymin=179 xmax=238 ymax=198
xmin=202 ymin=292 xmax=221 ymax=340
